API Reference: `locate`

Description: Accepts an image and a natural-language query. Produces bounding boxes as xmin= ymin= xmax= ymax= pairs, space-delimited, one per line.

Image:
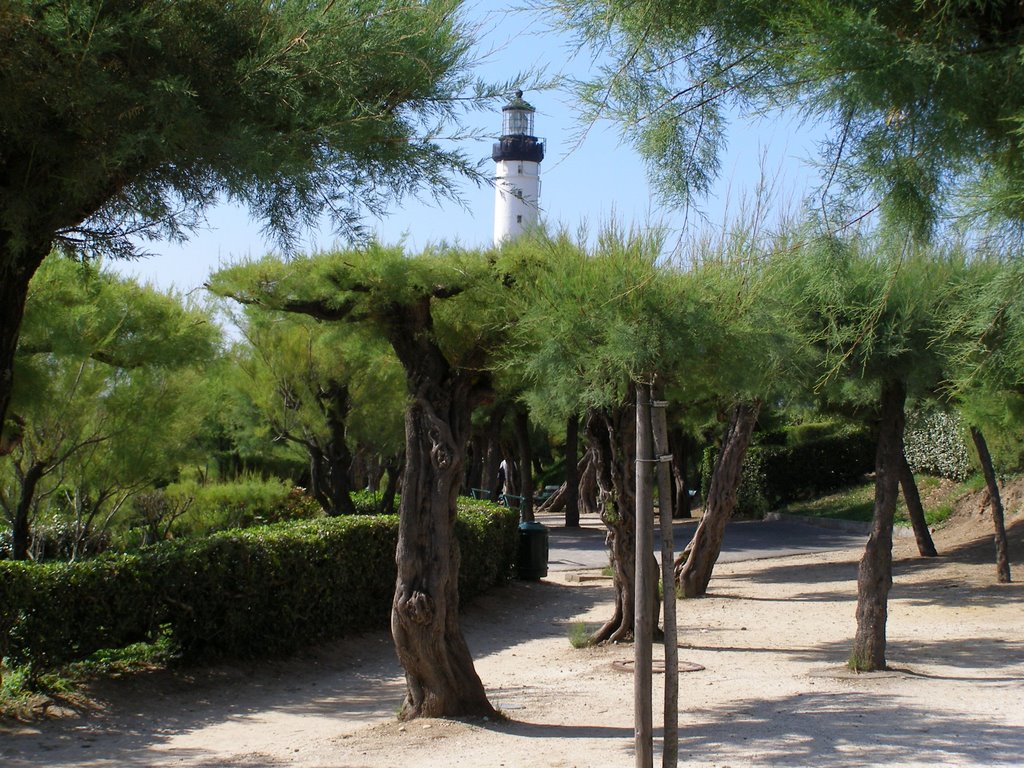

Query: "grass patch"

xmin=568 ymin=621 xmax=595 ymax=649
xmin=1 ymin=629 xmax=177 ymax=720
xmin=781 ymin=474 xmax=973 ymax=527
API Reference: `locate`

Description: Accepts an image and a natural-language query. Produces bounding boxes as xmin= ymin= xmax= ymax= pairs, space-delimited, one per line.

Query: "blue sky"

xmin=117 ymin=0 xmax=823 ymax=293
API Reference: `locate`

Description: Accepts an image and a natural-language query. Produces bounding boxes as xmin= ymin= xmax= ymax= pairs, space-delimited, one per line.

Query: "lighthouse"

xmin=492 ymin=90 xmax=545 ymax=245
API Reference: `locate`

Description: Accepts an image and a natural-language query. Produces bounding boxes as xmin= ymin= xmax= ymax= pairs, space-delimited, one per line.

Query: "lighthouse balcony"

xmin=492 ymin=135 xmax=545 ymax=163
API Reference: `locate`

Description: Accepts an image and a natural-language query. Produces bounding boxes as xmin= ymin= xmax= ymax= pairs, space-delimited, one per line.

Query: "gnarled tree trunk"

xmin=387 ymin=298 xmax=495 ymax=720
xmin=850 ymin=377 xmax=906 ymax=671
xmin=676 ymin=400 xmax=761 ymax=598
xmin=584 ymin=397 xmax=658 ymax=644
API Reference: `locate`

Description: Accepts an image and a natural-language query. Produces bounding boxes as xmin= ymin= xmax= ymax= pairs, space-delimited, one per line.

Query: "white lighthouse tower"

xmin=492 ymin=90 xmax=545 ymax=245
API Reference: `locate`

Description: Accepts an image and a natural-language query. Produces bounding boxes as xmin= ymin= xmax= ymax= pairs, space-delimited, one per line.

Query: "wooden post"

xmin=634 ymin=383 xmax=654 ymax=768
xmin=651 ymin=387 xmax=678 ymax=768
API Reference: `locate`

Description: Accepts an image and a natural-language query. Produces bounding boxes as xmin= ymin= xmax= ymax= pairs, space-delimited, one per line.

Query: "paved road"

xmin=533 ymin=512 xmax=869 ymax=572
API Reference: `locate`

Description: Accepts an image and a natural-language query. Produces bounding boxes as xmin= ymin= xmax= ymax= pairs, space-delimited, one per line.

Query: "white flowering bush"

xmin=903 ymin=409 xmax=974 ymax=481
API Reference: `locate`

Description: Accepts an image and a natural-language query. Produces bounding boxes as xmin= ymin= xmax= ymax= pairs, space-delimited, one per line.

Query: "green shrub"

xmin=350 ymin=489 xmax=393 ymax=515
xmin=0 ymin=502 xmax=517 ymax=672
xmin=164 ymin=476 xmax=317 ymax=536
xmin=455 ymin=500 xmax=519 ymax=600
xmin=701 ymin=426 xmax=875 ymax=516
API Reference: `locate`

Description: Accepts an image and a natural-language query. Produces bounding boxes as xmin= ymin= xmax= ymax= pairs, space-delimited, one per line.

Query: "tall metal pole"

xmin=635 ymin=383 xmax=654 ymax=768
xmin=651 ymin=386 xmax=678 ymax=768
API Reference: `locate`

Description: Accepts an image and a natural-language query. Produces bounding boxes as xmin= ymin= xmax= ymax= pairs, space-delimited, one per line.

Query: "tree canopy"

xmin=559 ymin=0 xmax=1024 ymax=233
xmin=0 ymin=0 xmax=495 ymax=437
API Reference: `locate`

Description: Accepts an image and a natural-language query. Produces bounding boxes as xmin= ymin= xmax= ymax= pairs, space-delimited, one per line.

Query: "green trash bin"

xmin=517 ymin=520 xmax=549 ymax=580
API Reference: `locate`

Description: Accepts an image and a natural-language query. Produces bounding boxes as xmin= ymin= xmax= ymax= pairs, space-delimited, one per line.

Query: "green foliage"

xmin=350 ymin=490 xmax=391 ymax=515
xmin=784 ymin=475 xmax=960 ymax=528
xmin=903 ymin=408 xmax=973 ymax=481
xmin=568 ymin=621 xmax=594 ymax=649
xmin=501 ymin=224 xmax=787 ymax=426
xmin=0 ymin=0 xmax=490 ymax=261
xmin=703 ymin=426 xmax=875 ymax=515
xmin=559 ymin=0 xmax=1024 ymax=230
xmin=455 ymin=500 xmax=519 ymax=600
xmin=0 ymin=503 xmax=518 ymax=673
xmin=2 ymin=259 xmax=223 ymax=559
xmin=153 ymin=477 xmax=319 ymax=538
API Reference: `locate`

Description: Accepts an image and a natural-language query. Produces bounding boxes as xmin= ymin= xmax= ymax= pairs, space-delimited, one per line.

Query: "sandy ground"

xmin=2 ymin=508 xmax=1022 ymax=768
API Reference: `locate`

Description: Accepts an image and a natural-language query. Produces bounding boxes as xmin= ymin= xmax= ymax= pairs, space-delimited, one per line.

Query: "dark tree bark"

xmin=480 ymin=406 xmax=506 ymax=502
xmin=669 ymin=426 xmax=696 ymax=518
xmin=564 ymin=413 xmax=580 ymax=527
xmin=675 ymin=400 xmax=761 ymax=598
xmin=465 ymin=430 xmax=483 ymax=493
xmin=378 ymin=453 xmax=403 ymax=515
xmin=850 ymin=378 xmax=906 ymax=671
xmin=385 ymin=297 xmax=495 ymax=720
xmin=585 ymin=404 xmax=636 ymax=643
xmin=584 ymin=397 xmax=659 ymax=645
xmin=0 ymin=245 xmax=47 ymax=448
xmin=970 ymin=425 xmax=1012 ymax=583
xmin=578 ymin=449 xmax=600 ymax=518
xmin=306 ymin=379 xmax=356 ymax=516
xmin=9 ymin=461 xmax=45 ymax=560
xmin=513 ymin=407 xmax=534 ymax=522
xmin=898 ymin=453 xmax=938 ymax=557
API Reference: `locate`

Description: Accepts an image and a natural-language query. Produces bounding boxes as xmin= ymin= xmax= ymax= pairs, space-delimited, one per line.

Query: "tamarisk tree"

xmin=210 ymin=244 xmax=507 ymax=720
xmin=0 ymin=0 xmax=494 ymax=440
xmin=773 ymin=232 xmax=967 ymax=671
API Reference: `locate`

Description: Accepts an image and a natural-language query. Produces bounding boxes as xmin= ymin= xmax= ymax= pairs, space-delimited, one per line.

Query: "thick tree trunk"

xmin=0 ymin=246 xmax=47 ymax=448
xmin=970 ymin=426 xmax=1012 ymax=583
xmin=676 ymin=400 xmax=761 ymax=598
xmin=898 ymin=454 xmax=937 ymax=557
xmin=585 ymin=399 xmax=658 ymax=645
xmin=586 ymin=405 xmax=636 ymax=643
xmin=565 ymin=413 xmax=580 ymax=527
xmin=387 ymin=299 xmax=494 ymax=720
xmin=850 ymin=378 xmax=906 ymax=671
xmin=514 ymin=407 xmax=534 ymax=522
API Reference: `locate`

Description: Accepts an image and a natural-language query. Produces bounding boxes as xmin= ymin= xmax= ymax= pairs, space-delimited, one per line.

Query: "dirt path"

xmin=2 ymin=512 xmax=1022 ymax=768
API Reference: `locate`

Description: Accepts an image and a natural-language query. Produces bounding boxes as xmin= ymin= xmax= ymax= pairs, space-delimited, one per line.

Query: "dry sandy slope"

xmin=2 ymin=509 xmax=1022 ymax=768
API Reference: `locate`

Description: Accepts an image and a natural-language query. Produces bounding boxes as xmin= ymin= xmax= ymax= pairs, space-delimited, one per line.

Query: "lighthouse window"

xmin=517 ymin=215 xmax=523 ymax=223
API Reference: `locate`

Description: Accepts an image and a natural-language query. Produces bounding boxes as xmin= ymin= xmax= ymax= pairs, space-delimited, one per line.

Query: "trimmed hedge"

xmin=0 ymin=503 xmax=517 ymax=671
xmin=702 ymin=427 xmax=876 ymax=516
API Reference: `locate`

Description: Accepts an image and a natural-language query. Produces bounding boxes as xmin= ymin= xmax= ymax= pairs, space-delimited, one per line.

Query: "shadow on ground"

xmin=0 ymin=577 xmax=610 ymax=768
